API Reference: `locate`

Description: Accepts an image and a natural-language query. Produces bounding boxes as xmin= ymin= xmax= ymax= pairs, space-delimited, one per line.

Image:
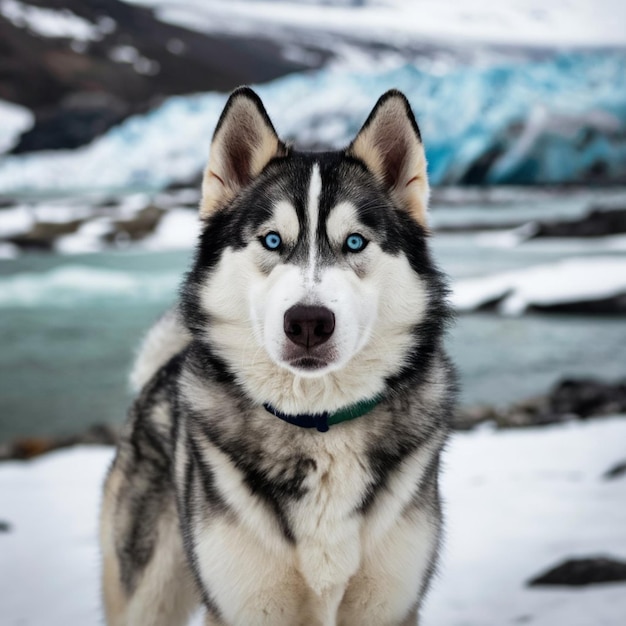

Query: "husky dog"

xmin=100 ymin=87 xmax=456 ymax=626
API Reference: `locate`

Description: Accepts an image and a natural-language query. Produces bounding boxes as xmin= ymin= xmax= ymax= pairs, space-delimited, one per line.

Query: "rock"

xmin=0 ymin=423 xmax=120 ymax=461
xmin=530 ymin=207 xmax=626 ymax=239
xmin=453 ymin=378 xmax=626 ymax=430
xmin=528 ymin=556 xmax=626 ymax=587
xmin=0 ymin=520 xmax=11 ymax=533
xmin=7 ymin=218 xmax=84 ymax=250
xmin=104 ymin=204 xmax=165 ymax=243
xmin=5 ymin=437 xmax=58 ymax=460
xmin=603 ymin=460 xmax=626 ymax=480
xmin=1 ymin=0 xmax=328 ymax=151
xmin=549 ymin=378 xmax=626 ymax=419
xmin=435 ymin=206 xmax=626 ymax=239
xmin=453 ymin=405 xmax=499 ymax=430
xmin=528 ymin=293 xmax=626 ymax=315
xmin=13 ymin=92 xmax=131 ymax=153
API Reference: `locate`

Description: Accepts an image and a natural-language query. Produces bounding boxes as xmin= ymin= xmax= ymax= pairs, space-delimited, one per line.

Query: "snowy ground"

xmin=1 ymin=417 xmax=625 ymax=625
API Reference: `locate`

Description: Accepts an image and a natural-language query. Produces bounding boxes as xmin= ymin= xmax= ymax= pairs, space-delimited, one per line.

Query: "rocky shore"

xmin=2 ymin=189 xmax=626 ymax=253
xmin=435 ymin=204 xmax=626 ymax=238
xmin=455 ymin=377 xmax=626 ymax=430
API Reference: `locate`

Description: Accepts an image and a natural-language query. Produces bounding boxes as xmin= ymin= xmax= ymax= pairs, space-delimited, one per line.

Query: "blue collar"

xmin=263 ymin=395 xmax=382 ymax=433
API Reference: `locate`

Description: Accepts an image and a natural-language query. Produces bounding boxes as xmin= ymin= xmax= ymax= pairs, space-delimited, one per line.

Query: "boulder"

xmin=528 ymin=557 xmax=626 ymax=587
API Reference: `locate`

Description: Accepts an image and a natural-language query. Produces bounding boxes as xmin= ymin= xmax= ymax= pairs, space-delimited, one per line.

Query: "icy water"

xmin=1 ymin=190 xmax=626 ymax=442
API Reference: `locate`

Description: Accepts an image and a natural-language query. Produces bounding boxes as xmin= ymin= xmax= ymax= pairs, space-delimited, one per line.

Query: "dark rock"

xmin=0 ymin=423 xmax=120 ymax=461
xmin=5 ymin=437 xmax=59 ymax=460
xmin=435 ymin=221 xmax=528 ymax=233
xmin=603 ymin=460 xmax=626 ymax=480
xmin=14 ymin=92 xmax=131 ymax=153
xmin=528 ymin=557 xmax=626 ymax=587
xmin=531 ymin=207 xmax=626 ymax=239
xmin=8 ymin=218 xmax=84 ymax=250
xmin=2 ymin=0 xmax=328 ymax=151
xmin=549 ymin=378 xmax=626 ymax=419
xmin=165 ymin=175 xmax=203 ymax=192
xmin=453 ymin=378 xmax=626 ymax=430
xmin=528 ymin=294 xmax=626 ymax=315
xmin=0 ymin=520 xmax=11 ymax=533
xmin=104 ymin=204 xmax=165 ymax=243
xmin=453 ymin=405 xmax=500 ymax=430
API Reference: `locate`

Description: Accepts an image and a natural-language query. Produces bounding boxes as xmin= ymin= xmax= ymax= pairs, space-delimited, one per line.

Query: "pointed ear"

xmin=201 ymin=87 xmax=287 ymax=217
xmin=347 ymin=90 xmax=429 ymax=227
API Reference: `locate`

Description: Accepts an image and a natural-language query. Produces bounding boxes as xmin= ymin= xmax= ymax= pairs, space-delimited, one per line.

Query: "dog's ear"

xmin=348 ymin=90 xmax=429 ymax=227
xmin=201 ymin=87 xmax=287 ymax=217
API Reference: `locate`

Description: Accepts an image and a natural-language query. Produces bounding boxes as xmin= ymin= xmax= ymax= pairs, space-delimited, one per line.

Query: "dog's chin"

xmin=279 ymin=355 xmax=342 ymax=378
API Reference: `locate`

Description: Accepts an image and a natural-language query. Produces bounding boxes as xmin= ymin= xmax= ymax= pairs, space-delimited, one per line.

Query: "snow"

xmin=0 ymin=99 xmax=33 ymax=154
xmin=54 ymin=219 xmax=112 ymax=255
xmin=108 ymin=45 xmax=160 ymax=76
xmin=0 ymin=0 xmax=103 ymax=41
xmin=0 ymin=205 xmax=34 ymax=238
xmin=427 ymin=417 xmax=626 ymax=625
xmin=452 ymin=257 xmax=626 ymax=315
xmin=124 ymin=0 xmax=626 ymax=48
xmin=1 ymin=417 xmax=625 ymax=625
xmin=0 ymin=51 xmax=624 ymax=193
xmin=142 ymin=207 xmax=199 ymax=251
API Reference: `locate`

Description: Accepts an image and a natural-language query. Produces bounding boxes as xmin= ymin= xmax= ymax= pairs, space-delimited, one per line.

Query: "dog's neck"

xmin=262 ymin=395 xmax=382 ymax=433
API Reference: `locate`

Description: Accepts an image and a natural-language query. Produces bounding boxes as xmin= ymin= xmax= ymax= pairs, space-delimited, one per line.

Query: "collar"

xmin=263 ymin=395 xmax=382 ymax=433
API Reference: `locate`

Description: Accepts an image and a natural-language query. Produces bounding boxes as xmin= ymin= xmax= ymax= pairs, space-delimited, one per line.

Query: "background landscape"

xmin=1 ymin=1 xmax=625 ymax=625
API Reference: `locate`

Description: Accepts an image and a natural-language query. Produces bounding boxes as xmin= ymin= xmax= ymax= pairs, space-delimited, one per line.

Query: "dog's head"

xmin=182 ymin=88 xmax=448 ymax=414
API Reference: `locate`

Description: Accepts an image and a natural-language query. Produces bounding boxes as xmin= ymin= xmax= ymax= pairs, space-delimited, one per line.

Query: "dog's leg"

xmin=101 ymin=467 xmax=199 ymax=626
xmin=204 ymin=612 xmax=226 ymax=626
xmin=400 ymin=605 xmax=418 ymax=626
xmin=300 ymin=583 xmax=345 ymax=626
xmin=338 ymin=506 xmax=439 ymax=626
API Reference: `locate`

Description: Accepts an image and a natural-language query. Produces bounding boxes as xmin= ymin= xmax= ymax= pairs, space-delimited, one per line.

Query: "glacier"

xmin=0 ymin=51 xmax=624 ymax=193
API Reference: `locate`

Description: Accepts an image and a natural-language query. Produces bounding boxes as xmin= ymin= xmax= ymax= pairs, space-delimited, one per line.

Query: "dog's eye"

xmin=261 ymin=232 xmax=282 ymax=251
xmin=344 ymin=233 xmax=367 ymax=253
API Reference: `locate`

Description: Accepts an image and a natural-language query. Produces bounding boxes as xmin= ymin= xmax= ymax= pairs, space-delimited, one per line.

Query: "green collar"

xmin=263 ymin=395 xmax=383 ymax=432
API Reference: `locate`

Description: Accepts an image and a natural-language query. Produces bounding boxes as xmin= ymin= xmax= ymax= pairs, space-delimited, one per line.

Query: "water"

xmin=0 ymin=251 xmax=188 ymax=441
xmin=1 ymin=190 xmax=625 ymax=442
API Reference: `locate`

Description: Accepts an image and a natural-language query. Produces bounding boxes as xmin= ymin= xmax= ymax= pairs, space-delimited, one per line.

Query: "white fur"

xmin=306 ymin=164 xmax=322 ymax=286
xmin=129 ymin=308 xmax=191 ymax=392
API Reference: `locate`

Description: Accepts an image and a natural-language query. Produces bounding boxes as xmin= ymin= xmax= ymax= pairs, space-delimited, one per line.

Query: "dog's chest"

xmin=287 ymin=431 xmax=371 ymax=594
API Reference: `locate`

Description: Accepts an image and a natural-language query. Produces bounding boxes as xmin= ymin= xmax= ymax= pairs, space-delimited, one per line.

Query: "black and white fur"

xmin=100 ymin=87 xmax=456 ymax=626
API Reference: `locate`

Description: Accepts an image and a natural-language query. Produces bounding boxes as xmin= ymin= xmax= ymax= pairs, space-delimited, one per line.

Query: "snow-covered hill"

xmin=125 ymin=0 xmax=626 ymax=48
xmin=1 ymin=0 xmax=625 ymax=163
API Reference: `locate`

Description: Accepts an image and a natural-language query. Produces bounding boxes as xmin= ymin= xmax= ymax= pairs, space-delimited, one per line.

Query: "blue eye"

xmin=345 ymin=233 xmax=367 ymax=252
xmin=262 ymin=232 xmax=282 ymax=251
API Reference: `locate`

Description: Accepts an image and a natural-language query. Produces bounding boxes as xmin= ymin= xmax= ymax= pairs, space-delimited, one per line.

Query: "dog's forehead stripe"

xmin=306 ymin=163 xmax=322 ymax=284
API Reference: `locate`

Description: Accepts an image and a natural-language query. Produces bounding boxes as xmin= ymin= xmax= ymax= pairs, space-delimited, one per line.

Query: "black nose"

xmin=284 ymin=305 xmax=335 ymax=349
